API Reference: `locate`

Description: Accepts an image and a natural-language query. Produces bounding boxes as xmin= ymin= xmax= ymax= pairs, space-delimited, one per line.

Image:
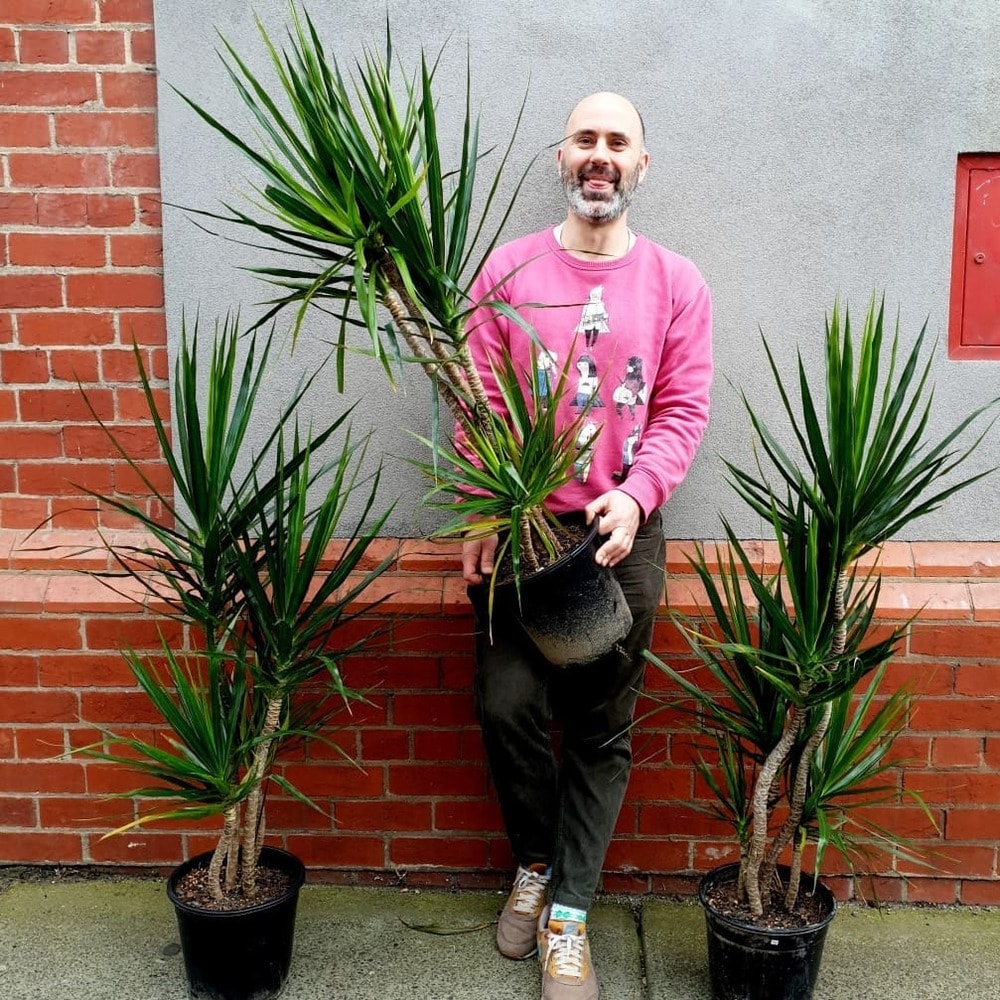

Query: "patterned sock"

xmin=550 ymin=903 xmax=587 ymax=925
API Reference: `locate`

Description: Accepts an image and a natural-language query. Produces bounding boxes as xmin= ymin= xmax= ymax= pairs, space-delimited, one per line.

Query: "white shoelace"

xmin=511 ymin=866 xmax=549 ymax=915
xmin=544 ymin=926 xmax=586 ymax=979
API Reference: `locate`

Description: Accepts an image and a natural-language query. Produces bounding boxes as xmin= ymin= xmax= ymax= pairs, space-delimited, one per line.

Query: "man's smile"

xmin=580 ymin=169 xmax=619 ymax=197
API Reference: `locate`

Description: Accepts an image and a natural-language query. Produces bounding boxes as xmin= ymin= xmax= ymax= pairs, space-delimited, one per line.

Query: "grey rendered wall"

xmin=153 ymin=0 xmax=1000 ymax=540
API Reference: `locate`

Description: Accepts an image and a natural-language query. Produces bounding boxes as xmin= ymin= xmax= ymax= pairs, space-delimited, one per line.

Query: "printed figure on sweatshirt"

xmin=612 ymin=424 xmax=642 ymax=482
xmin=571 ymin=353 xmax=604 ymax=409
xmin=535 ymin=348 xmax=558 ymax=411
xmin=612 ymin=355 xmax=647 ymax=418
xmin=573 ymin=420 xmax=600 ymax=483
xmin=574 ymin=285 xmax=611 ymax=348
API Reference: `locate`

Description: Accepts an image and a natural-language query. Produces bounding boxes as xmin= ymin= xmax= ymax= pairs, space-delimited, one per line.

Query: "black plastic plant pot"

xmin=166 ymin=846 xmax=306 ymax=1000
xmin=698 ymin=863 xmax=836 ymax=1000
xmin=512 ymin=518 xmax=633 ymax=666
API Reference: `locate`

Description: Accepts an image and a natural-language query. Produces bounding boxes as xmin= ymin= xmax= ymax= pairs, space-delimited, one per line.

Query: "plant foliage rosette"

xmin=410 ymin=345 xmax=601 ymax=611
xmin=178 ymin=2 xmax=589 ymax=596
xmin=645 ymin=296 xmax=997 ymax=919
xmin=72 ymin=315 xmax=395 ymax=902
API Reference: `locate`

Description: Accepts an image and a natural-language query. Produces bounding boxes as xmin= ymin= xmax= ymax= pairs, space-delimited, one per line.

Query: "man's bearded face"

xmin=560 ymin=160 xmax=643 ymax=223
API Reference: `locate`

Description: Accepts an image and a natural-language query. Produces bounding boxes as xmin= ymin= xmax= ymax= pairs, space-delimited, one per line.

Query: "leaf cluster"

xmin=410 ymin=346 xmax=596 ymax=601
xmin=179 ymin=1 xmax=531 ymax=387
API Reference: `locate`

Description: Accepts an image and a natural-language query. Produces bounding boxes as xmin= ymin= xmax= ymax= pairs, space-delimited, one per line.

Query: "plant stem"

xmin=224 ymin=825 xmax=239 ymax=894
xmin=830 ymin=571 xmax=847 ymax=656
xmin=533 ymin=511 xmax=564 ymax=554
xmin=207 ymin=804 xmax=240 ymax=900
xmin=519 ymin=510 xmax=541 ymax=572
xmin=744 ymin=706 xmax=803 ymax=918
xmin=763 ymin=700 xmax=830 ymax=903
xmin=763 ymin=571 xmax=846 ymax=908
xmin=374 ymin=252 xmax=492 ymax=428
xmin=784 ymin=805 xmax=813 ymax=909
xmin=380 ymin=285 xmax=480 ymax=433
xmin=375 ymin=253 xmax=493 ymax=418
xmin=241 ymin=695 xmax=283 ymax=898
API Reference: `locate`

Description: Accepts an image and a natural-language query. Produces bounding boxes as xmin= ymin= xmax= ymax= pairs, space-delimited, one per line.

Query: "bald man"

xmin=463 ymin=92 xmax=713 ymax=1000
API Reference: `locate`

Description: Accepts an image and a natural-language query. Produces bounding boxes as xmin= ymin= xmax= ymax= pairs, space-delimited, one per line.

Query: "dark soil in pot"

xmin=491 ymin=521 xmax=590 ymax=585
xmin=698 ymin=863 xmax=836 ymax=1000
xmin=167 ymin=846 xmax=305 ymax=1000
xmin=171 ymin=859 xmax=295 ymax=911
xmin=702 ymin=869 xmax=831 ymax=931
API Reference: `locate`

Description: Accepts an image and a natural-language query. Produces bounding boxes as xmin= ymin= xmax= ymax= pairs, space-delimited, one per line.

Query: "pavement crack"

xmin=632 ymin=897 xmax=650 ymax=999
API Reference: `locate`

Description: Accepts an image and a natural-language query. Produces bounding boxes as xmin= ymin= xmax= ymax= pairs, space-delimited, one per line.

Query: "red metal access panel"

xmin=949 ymin=154 xmax=1000 ymax=359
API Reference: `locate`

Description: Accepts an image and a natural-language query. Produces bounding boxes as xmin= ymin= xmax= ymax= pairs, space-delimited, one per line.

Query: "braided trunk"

xmin=762 ymin=571 xmax=848 ymax=911
xmin=376 ymin=256 xmax=493 ymax=441
xmin=744 ymin=706 xmax=803 ymax=918
xmin=240 ymin=696 xmax=283 ymax=898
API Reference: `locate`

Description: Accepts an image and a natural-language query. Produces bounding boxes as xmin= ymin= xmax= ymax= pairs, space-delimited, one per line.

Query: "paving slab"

xmin=0 ymin=879 xmax=178 ymax=1000
xmin=0 ymin=879 xmax=642 ymax=1000
xmin=643 ymin=898 xmax=1000 ymax=999
xmin=818 ymin=906 xmax=1000 ymax=999
xmin=641 ymin=899 xmax=712 ymax=998
xmin=291 ymin=887 xmax=642 ymax=1000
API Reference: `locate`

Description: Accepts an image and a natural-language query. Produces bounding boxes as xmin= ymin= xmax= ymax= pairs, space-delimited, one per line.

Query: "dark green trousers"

xmin=471 ymin=510 xmax=666 ymax=910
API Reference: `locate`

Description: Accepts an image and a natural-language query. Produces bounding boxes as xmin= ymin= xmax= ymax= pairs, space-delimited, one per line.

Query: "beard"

xmin=560 ymin=162 xmax=643 ymax=223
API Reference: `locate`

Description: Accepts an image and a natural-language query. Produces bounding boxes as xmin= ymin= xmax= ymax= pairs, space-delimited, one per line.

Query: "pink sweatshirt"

xmin=464 ymin=227 xmax=713 ymax=520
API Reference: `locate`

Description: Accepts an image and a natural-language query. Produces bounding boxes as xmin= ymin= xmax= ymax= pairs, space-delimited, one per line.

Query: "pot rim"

xmin=475 ymin=515 xmax=600 ymax=593
xmin=516 ymin=516 xmax=600 ymax=585
xmin=166 ymin=845 xmax=305 ymax=918
xmin=466 ymin=514 xmax=603 ymax=595
xmin=698 ymin=862 xmax=837 ymax=936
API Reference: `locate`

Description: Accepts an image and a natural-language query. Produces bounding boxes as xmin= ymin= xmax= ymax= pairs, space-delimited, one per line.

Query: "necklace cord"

xmin=555 ymin=223 xmax=634 ymax=258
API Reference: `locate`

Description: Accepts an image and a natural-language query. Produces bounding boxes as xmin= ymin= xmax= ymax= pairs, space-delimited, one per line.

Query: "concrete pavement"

xmin=1 ymin=874 xmax=998 ymax=998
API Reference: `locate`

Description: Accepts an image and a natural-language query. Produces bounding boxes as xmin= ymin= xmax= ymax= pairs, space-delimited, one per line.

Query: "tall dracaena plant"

xmin=649 ymin=294 xmax=997 ymax=918
xmin=176 ymin=4 xmax=572 ymax=572
xmin=732 ymin=297 xmax=996 ymax=913
xmin=73 ymin=315 xmax=396 ymax=901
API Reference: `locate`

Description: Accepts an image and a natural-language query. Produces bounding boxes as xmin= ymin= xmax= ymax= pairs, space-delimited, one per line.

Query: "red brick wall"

xmin=2 ymin=3 xmax=999 ymax=906
xmin=2 ymin=534 xmax=999 ymax=905
xmin=0 ymin=0 xmax=167 ymax=532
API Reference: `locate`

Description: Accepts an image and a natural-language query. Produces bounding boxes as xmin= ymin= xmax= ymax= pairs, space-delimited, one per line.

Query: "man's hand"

xmin=585 ymin=489 xmax=641 ymax=568
xmin=462 ymin=532 xmax=499 ymax=585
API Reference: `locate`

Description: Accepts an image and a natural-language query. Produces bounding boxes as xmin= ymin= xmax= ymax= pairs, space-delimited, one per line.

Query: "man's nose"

xmin=589 ymin=140 xmax=610 ymax=162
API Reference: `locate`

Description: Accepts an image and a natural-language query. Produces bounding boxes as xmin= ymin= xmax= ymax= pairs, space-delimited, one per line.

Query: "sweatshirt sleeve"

xmin=615 ymin=278 xmax=713 ymax=517
xmin=463 ymin=258 xmax=512 ymax=404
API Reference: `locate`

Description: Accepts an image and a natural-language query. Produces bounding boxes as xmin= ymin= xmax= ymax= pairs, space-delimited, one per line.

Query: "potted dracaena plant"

xmin=71 ymin=314 xmax=395 ymax=1000
xmin=174 ymin=2 xmax=632 ymax=664
xmin=644 ymin=295 xmax=997 ymax=1000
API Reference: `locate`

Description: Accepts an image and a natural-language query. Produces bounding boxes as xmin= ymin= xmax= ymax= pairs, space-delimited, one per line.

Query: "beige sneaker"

xmin=538 ymin=909 xmax=599 ymax=1000
xmin=496 ymin=863 xmax=550 ymax=959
